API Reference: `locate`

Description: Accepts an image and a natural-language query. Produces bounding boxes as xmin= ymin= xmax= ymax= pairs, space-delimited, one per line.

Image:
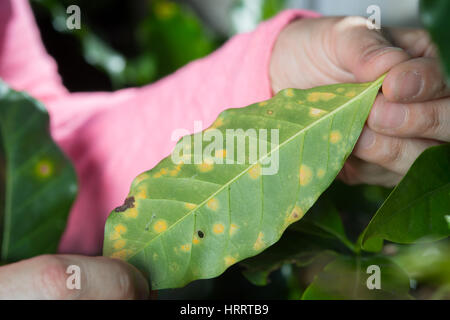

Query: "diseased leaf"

xmin=0 ymin=80 xmax=78 ymax=262
xmin=302 ymin=255 xmax=411 ymax=300
xmin=103 ymin=76 xmax=384 ymax=289
xmin=361 ymin=144 xmax=450 ymax=252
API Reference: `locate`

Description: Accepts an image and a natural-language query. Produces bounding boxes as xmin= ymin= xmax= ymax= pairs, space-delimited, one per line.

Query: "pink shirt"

xmin=0 ymin=0 xmax=318 ymax=255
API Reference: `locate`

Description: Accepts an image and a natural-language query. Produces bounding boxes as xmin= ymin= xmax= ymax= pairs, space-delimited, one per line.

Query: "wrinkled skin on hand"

xmin=270 ymin=16 xmax=449 ymax=187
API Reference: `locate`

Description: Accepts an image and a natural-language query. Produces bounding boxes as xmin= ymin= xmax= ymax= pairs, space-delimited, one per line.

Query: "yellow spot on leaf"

xmin=307 ymin=92 xmax=336 ymax=102
xmin=169 ymin=164 xmax=183 ymax=176
xmin=207 ymin=198 xmax=219 ymax=211
xmin=320 ymin=92 xmax=336 ymax=101
xmin=253 ymin=232 xmax=265 ymax=251
xmin=285 ymin=205 xmax=305 ymax=226
xmin=111 ymin=249 xmax=132 ymax=260
xmin=258 ymin=101 xmax=268 ymax=107
xmin=307 ymin=92 xmax=320 ymax=102
xmin=124 ymin=207 xmax=138 ymax=218
xmin=248 ymin=163 xmax=261 ymax=179
xmin=285 ymin=88 xmax=294 ymax=97
xmin=134 ymin=172 xmax=150 ymax=185
xmin=114 ymin=224 xmax=127 ymax=235
xmin=154 ymin=220 xmax=168 ymax=233
xmin=330 ymin=130 xmax=342 ymax=143
xmin=35 ymin=160 xmax=53 ymax=178
xmin=197 ymin=158 xmax=214 ymax=173
xmin=299 ymin=165 xmax=313 ymax=186
xmin=213 ymin=223 xmax=225 ymax=235
xmin=185 ymin=202 xmax=197 ymax=210
xmin=224 ymin=256 xmax=237 ymax=266
xmin=211 ymin=117 xmax=224 ymax=129
xmin=229 ymin=224 xmax=238 ymax=236
xmin=113 ymin=239 xmax=126 ymax=250
xmin=180 ymin=244 xmax=191 ymax=252
xmin=153 ymin=167 xmax=169 ymax=178
xmin=336 ymin=88 xmax=345 ymax=93
xmin=309 ymin=107 xmax=326 ymax=117
xmin=154 ymin=1 xmax=177 ymax=20
xmin=215 ymin=149 xmax=227 ymax=159
xmin=135 ymin=188 xmax=147 ymax=200
xmin=317 ymin=168 xmax=326 ymax=178
xmin=193 ymin=236 xmax=200 ymax=245
xmin=345 ymin=91 xmax=356 ymax=97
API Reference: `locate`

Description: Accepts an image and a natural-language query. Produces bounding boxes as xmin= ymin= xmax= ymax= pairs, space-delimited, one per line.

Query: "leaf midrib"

xmin=126 ymin=77 xmax=384 ymax=261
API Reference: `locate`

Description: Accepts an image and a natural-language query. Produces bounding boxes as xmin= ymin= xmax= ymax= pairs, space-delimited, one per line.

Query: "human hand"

xmin=0 ymin=254 xmax=149 ymax=299
xmin=270 ymin=16 xmax=449 ymax=186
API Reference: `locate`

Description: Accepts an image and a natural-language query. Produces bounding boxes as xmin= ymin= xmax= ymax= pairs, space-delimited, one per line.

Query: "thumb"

xmin=330 ymin=16 xmax=410 ymax=82
xmin=0 ymin=254 xmax=150 ymax=299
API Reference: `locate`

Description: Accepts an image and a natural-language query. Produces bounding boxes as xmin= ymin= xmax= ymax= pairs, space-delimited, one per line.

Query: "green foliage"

xmin=420 ymin=0 xmax=450 ymax=83
xmin=0 ymin=80 xmax=77 ymax=263
xmin=103 ymin=76 xmax=384 ymax=289
xmin=241 ymin=231 xmax=338 ymax=287
xmin=302 ymin=256 xmax=411 ymax=300
xmin=360 ymin=144 xmax=450 ymax=252
xmin=32 ymin=0 xmax=221 ymax=89
xmin=136 ymin=0 xmax=217 ymax=83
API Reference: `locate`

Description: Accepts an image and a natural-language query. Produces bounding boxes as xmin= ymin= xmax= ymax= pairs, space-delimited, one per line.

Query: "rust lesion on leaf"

xmin=114 ymin=196 xmax=135 ymax=212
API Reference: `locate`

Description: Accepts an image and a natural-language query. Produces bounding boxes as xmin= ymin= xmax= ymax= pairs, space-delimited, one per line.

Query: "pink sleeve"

xmin=0 ymin=0 xmax=319 ymax=255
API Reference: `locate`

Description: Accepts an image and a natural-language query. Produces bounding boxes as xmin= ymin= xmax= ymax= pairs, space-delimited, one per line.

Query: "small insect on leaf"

xmin=103 ymin=75 xmax=385 ymax=289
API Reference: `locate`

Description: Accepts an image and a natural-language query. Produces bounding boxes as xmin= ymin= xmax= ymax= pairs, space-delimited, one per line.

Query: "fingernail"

xmin=395 ymin=71 xmax=423 ymax=101
xmin=357 ymin=129 xmax=375 ymax=149
xmin=371 ymin=102 xmax=407 ymax=130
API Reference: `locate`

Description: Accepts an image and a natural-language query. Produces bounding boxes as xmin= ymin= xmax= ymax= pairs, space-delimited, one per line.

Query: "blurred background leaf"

xmin=31 ymin=0 xmax=224 ymax=90
xmin=420 ymin=0 xmax=450 ymax=83
xmin=0 ymin=80 xmax=77 ymax=263
xmin=302 ymin=255 xmax=411 ymax=300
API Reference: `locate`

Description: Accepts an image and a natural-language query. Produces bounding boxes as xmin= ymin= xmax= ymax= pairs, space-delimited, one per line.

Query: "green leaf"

xmin=361 ymin=144 xmax=450 ymax=252
xmin=290 ymin=197 xmax=355 ymax=252
xmin=302 ymin=255 xmax=411 ymax=300
xmin=420 ymin=0 xmax=450 ymax=83
xmin=241 ymin=198 xmax=354 ymax=286
xmin=103 ymin=76 xmax=384 ymax=289
xmin=0 ymin=80 xmax=77 ymax=262
xmin=240 ymin=230 xmax=338 ymax=286
xmin=392 ymin=239 xmax=450 ymax=285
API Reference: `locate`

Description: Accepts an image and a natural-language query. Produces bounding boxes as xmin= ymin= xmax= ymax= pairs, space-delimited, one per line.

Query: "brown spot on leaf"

xmin=114 ymin=197 xmax=135 ymax=212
